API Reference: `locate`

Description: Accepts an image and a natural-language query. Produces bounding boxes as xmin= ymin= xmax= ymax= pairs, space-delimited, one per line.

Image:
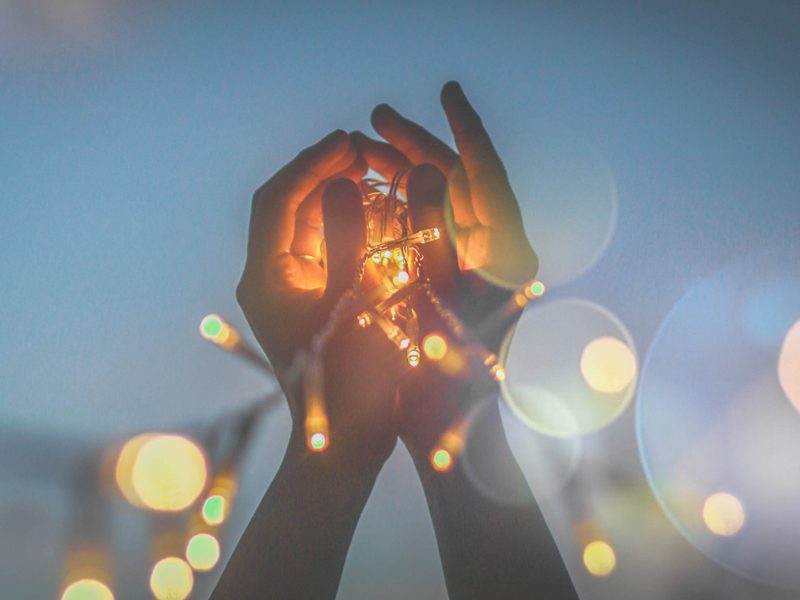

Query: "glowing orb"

xmin=61 ymin=579 xmax=114 ymax=600
xmin=199 ymin=314 xmax=223 ymax=340
xmin=185 ymin=533 xmax=221 ymax=572
xmin=149 ymin=557 xmax=193 ymax=600
xmin=202 ymin=494 xmax=227 ymax=526
xmin=580 ymin=336 xmax=637 ymax=394
xmin=130 ymin=435 xmax=207 ymax=511
xmin=582 ymin=541 xmax=616 ymax=577
xmin=702 ymin=493 xmax=745 ymax=537
xmin=422 ymin=334 xmax=447 ymax=361
xmin=430 ymin=448 xmax=453 ymax=472
xmin=778 ymin=320 xmax=800 ymax=411
xmin=309 ymin=432 xmax=327 ymax=451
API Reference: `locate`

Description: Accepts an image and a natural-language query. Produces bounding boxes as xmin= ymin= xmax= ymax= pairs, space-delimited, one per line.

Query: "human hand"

xmin=355 ymin=82 xmax=538 ymax=460
xmin=236 ymin=130 xmax=400 ymax=467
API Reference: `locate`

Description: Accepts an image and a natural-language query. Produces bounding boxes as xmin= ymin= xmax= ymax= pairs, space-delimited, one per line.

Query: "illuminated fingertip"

xmin=430 ymin=448 xmax=453 ymax=472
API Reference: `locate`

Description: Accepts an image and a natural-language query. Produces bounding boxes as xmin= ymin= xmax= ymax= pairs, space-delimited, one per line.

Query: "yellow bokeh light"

xmin=580 ymin=336 xmax=637 ymax=394
xmin=149 ymin=557 xmax=193 ymax=600
xmin=778 ymin=320 xmax=800 ymax=412
xmin=131 ymin=435 xmax=207 ymax=512
xmin=185 ymin=533 xmax=221 ymax=572
xmin=702 ymin=492 xmax=745 ymax=537
xmin=423 ymin=334 xmax=448 ymax=361
xmin=61 ymin=579 xmax=114 ymax=600
xmin=582 ymin=541 xmax=616 ymax=577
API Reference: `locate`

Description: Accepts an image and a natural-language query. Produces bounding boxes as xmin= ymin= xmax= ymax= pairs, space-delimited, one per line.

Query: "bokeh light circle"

xmin=185 ymin=533 xmax=221 ymax=572
xmin=61 ymin=579 xmax=114 ymax=600
xmin=582 ymin=541 xmax=617 ymax=577
xmin=149 ymin=557 xmax=194 ymax=600
xmin=637 ymin=248 xmax=800 ymax=590
xmin=501 ymin=298 xmax=637 ymax=437
xmin=702 ymin=493 xmax=745 ymax=537
xmin=128 ymin=434 xmax=208 ymax=511
xmin=778 ymin=320 xmax=800 ymax=411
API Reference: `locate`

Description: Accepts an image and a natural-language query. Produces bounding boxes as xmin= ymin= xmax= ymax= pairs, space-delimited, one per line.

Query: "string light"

xmin=185 ymin=533 xmax=221 ymax=572
xmin=430 ymin=448 xmax=453 ymax=472
xmin=199 ymin=314 xmax=239 ymax=349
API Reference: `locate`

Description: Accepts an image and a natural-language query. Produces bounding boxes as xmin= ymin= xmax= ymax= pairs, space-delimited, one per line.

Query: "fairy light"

xmin=199 ymin=314 xmax=239 ymax=350
xmin=422 ymin=334 xmax=448 ymax=360
xmin=185 ymin=533 xmax=221 ymax=572
xmin=407 ymin=346 xmax=421 ymax=367
xmin=430 ymin=448 xmax=453 ymax=472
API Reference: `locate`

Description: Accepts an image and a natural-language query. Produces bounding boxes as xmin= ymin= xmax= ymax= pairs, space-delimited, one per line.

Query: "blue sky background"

xmin=2 ymin=1 xmax=799 ymax=598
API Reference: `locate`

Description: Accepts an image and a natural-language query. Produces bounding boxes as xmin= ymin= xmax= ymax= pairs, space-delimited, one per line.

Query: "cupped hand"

xmin=236 ymin=130 xmax=401 ymax=465
xmin=354 ymin=82 xmax=539 ymax=459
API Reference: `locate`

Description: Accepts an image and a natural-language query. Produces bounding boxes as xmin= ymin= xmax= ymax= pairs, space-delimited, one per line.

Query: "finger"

xmin=440 ymin=81 xmax=523 ymax=227
xmin=321 ymin=178 xmax=366 ymax=301
xmin=371 ymin=105 xmax=478 ymax=227
xmin=350 ymin=131 xmax=411 ymax=181
xmin=407 ymin=164 xmax=459 ymax=295
xmin=291 ymin=155 xmax=366 ymax=259
xmin=247 ymin=130 xmax=351 ymax=267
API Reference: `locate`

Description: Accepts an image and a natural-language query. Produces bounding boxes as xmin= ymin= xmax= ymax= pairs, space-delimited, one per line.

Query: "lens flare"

xmin=149 ymin=557 xmax=193 ymax=600
xmin=582 ymin=541 xmax=616 ymax=577
xmin=778 ymin=320 xmax=800 ymax=412
xmin=61 ymin=579 xmax=114 ymax=600
xmin=580 ymin=336 xmax=637 ymax=394
xmin=702 ymin=493 xmax=745 ymax=537
xmin=130 ymin=435 xmax=207 ymax=512
xmin=185 ymin=533 xmax=221 ymax=572
xmin=501 ymin=298 xmax=637 ymax=437
xmin=422 ymin=334 xmax=448 ymax=361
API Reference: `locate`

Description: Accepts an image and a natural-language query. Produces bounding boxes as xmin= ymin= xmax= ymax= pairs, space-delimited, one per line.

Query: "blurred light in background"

xmin=702 ymin=492 xmax=745 ymax=537
xmin=199 ymin=314 xmax=239 ymax=350
xmin=149 ymin=557 xmax=193 ymax=600
xmin=185 ymin=533 xmax=220 ymax=572
xmin=778 ymin=320 xmax=800 ymax=411
xmin=116 ymin=434 xmax=207 ymax=511
xmin=637 ymin=248 xmax=800 ymax=590
xmin=430 ymin=448 xmax=452 ymax=472
xmin=582 ymin=540 xmax=617 ymax=577
xmin=501 ymin=298 xmax=637 ymax=437
xmin=422 ymin=334 xmax=448 ymax=361
xmin=61 ymin=578 xmax=114 ymax=600
xmin=201 ymin=495 xmax=227 ymax=527
xmin=580 ymin=336 xmax=637 ymax=394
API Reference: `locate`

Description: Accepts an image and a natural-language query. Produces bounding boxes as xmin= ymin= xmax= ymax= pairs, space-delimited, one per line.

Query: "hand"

xmin=236 ymin=130 xmax=400 ymax=466
xmin=355 ymin=81 xmax=539 ymax=459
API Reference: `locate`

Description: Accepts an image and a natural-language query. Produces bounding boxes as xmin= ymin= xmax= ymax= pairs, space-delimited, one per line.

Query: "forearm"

xmin=211 ymin=432 xmax=383 ymax=600
xmin=409 ymin=399 xmax=578 ymax=600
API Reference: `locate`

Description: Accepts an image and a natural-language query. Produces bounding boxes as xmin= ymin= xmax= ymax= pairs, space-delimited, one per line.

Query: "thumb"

xmin=407 ymin=164 xmax=459 ymax=296
xmin=322 ymin=178 xmax=366 ymax=301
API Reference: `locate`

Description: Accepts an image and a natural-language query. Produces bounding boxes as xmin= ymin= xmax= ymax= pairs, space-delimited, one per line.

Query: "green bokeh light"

xmin=202 ymin=495 xmax=225 ymax=525
xmin=201 ymin=315 xmax=223 ymax=339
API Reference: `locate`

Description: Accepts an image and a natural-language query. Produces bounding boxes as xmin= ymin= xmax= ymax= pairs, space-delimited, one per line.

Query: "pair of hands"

xmin=236 ymin=81 xmax=538 ymax=471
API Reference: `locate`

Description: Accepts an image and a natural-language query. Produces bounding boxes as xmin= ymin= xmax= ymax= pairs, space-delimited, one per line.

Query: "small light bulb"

xmin=399 ymin=337 xmax=411 ymax=350
xmin=430 ymin=448 xmax=453 ymax=472
xmin=309 ymin=432 xmax=327 ymax=452
xmin=356 ymin=313 xmax=371 ymax=328
xmin=407 ymin=346 xmax=421 ymax=367
xmin=491 ymin=365 xmax=506 ymax=381
xmin=393 ymin=271 xmax=410 ymax=286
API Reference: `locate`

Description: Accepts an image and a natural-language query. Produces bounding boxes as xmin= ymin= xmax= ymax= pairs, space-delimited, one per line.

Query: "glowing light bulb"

xmin=309 ymin=432 xmax=327 ymax=452
xmin=201 ymin=494 xmax=227 ymax=526
xmin=526 ymin=280 xmax=546 ymax=298
xmin=422 ymin=334 xmax=448 ymax=361
xmin=61 ymin=579 xmax=114 ymax=600
xmin=703 ymin=492 xmax=745 ymax=536
xmin=185 ymin=533 xmax=221 ymax=572
xmin=580 ymin=336 xmax=637 ymax=394
xmin=199 ymin=314 xmax=223 ymax=340
xmin=583 ymin=541 xmax=616 ymax=577
xmin=356 ymin=313 xmax=371 ymax=328
xmin=393 ymin=271 xmax=410 ymax=286
xmin=430 ymin=448 xmax=453 ymax=472
xmin=491 ymin=365 xmax=506 ymax=381
xmin=407 ymin=346 xmax=421 ymax=367
xmin=130 ymin=435 xmax=208 ymax=512
xmin=149 ymin=557 xmax=193 ymax=600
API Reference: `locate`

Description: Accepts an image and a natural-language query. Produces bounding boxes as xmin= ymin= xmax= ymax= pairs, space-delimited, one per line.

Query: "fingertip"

xmin=371 ymin=103 xmax=398 ymax=130
xmin=441 ymin=80 xmax=463 ymax=103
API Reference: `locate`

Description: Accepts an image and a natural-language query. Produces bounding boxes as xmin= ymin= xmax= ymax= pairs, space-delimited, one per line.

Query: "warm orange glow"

xmin=149 ymin=557 xmax=193 ymax=600
xmin=778 ymin=320 xmax=800 ymax=411
xmin=703 ymin=492 xmax=745 ymax=536
xmin=61 ymin=579 xmax=114 ymax=600
xmin=430 ymin=448 xmax=453 ymax=472
xmin=580 ymin=336 xmax=637 ymax=393
xmin=583 ymin=541 xmax=616 ymax=577
xmin=422 ymin=334 xmax=448 ymax=361
xmin=129 ymin=435 xmax=208 ymax=512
